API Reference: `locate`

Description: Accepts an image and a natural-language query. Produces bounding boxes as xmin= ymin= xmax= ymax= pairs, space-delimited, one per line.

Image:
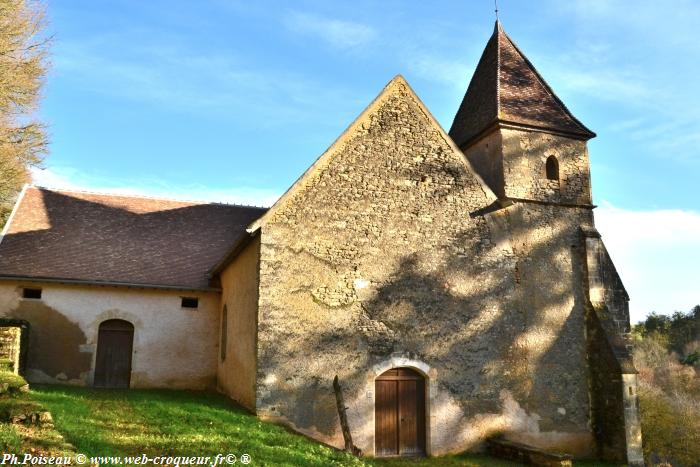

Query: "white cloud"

xmin=595 ymin=202 xmax=700 ymax=322
xmin=29 ymin=166 xmax=85 ymax=192
xmin=30 ymin=166 xmax=280 ymax=208
xmin=407 ymin=54 xmax=472 ymax=90
xmin=285 ymin=11 xmax=376 ymax=49
xmin=548 ymin=66 xmax=648 ymax=103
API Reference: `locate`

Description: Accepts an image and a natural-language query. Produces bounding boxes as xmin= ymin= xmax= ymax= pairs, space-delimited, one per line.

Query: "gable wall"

xmin=254 ymin=81 xmax=596 ymax=456
xmin=217 ymin=235 xmax=261 ymax=411
xmin=0 ymin=281 xmax=219 ymax=388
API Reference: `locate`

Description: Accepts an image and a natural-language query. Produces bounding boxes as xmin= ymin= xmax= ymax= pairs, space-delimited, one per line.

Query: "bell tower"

xmin=449 ymin=21 xmax=596 ymax=207
xmin=448 ymin=21 xmax=644 ymax=466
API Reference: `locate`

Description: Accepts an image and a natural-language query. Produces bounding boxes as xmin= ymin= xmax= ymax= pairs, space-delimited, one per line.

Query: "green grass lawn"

xmin=31 ymin=385 xmax=365 ymax=466
xmin=30 ymin=385 xmax=616 ymax=466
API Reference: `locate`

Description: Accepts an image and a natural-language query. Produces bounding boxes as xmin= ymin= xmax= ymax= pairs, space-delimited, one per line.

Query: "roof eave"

xmin=0 ymin=275 xmax=221 ymax=293
xmin=458 ymin=119 xmax=596 ymax=150
xmin=208 ymin=228 xmax=260 ymax=278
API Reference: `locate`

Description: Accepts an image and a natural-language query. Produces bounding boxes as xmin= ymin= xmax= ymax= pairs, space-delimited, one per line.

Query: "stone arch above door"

xmin=360 ymin=354 xmax=438 ymax=457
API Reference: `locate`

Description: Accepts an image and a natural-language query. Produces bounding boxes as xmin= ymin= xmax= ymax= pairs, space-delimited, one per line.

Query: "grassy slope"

xmin=31 ymin=385 xmax=364 ymax=466
xmin=31 ymin=385 xmax=618 ymax=466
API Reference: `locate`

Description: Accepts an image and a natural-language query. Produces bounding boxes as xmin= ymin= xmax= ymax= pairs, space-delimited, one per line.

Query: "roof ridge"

xmin=498 ymin=29 xmax=595 ymax=137
xmin=449 ymin=22 xmax=595 ymax=146
xmin=495 ymin=21 xmax=502 ymax=119
xmin=29 ymin=185 xmax=270 ymax=210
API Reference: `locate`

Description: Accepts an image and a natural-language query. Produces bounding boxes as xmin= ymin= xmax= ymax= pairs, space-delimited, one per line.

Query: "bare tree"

xmin=0 ymin=0 xmax=49 ymax=225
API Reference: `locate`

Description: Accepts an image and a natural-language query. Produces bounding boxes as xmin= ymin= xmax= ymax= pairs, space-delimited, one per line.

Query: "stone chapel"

xmin=0 ymin=22 xmax=643 ymax=464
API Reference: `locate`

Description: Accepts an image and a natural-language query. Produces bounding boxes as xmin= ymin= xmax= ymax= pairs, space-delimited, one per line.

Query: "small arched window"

xmin=546 ymin=156 xmax=559 ymax=181
xmin=220 ymin=305 xmax=227 ymax=362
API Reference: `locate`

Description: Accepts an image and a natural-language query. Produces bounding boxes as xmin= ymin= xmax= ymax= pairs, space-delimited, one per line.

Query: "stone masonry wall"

xmin=0 ymin=326 xmax=21 ymax=373
xmin=499 ymin=203 xmax=595 ymax=455
xmin=460 ymin=130 xmax=505 ymax=198
xmin=499 ymin=129 xmax=592 ymax=205
xmin=582 ymin=228 xmax=643 ymax=466
xmin=254 ymin=78 xmax=598 ymax=457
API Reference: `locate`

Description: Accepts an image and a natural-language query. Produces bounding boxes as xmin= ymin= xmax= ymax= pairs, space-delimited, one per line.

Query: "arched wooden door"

xmin=375 ymin=368 xmax=426 ymax=457
xmin=94 ymin=319 xmax=134 ymax=388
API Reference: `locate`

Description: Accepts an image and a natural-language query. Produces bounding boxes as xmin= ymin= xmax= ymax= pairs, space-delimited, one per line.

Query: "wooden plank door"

xmin=94 ymin=319 xmax=133 ymax=388
xmin=375 ymin=368 xmax=426 ymax=457
xmin=375 ymin=379 xmax=399 ymax=456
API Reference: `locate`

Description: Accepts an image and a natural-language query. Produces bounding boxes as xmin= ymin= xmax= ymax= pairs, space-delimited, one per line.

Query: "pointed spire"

xmin=449 ymin=22 xmax=595 ymax=148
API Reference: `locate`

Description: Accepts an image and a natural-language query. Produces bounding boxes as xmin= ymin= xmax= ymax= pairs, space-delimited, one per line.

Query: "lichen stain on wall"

xmin=9 ymin=300 xmax=91 ymax=380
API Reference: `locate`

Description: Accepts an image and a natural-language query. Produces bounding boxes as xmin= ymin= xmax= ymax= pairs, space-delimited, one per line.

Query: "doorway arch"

xmin=94 ymin=319 xmax=134 ymax=388
xmin=375 ymin=367 xmax=426 ymax=457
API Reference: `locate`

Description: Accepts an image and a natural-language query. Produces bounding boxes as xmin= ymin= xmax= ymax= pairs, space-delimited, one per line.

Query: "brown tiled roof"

xmin=0 ymin=187 xmax=267 ymax=290
xmin=449 ymin=21 xmax=595 ymax=147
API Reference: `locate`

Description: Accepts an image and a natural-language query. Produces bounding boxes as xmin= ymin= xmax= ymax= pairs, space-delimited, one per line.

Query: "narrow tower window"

xmin=546 ymin=156 xmax=559 ymax=181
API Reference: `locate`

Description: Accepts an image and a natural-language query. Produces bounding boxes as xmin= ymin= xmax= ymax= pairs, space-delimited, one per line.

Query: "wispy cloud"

xmin=595 ymin=202 xmax=700 ymax=322
xmin=554 ymin=0 xmax=700 ymax=48
xmin=547 ymin=65 xmax=648 ymax=104
xmin=539 ymin=0 xmax=700 ymax=165
xmin=30 ymin=166 xmax=281 ymax=207
xmin=284 ymin=11 xmax=377 ymax=49
xmin=406 ymin=54 xmax=472 ymax=90
xmin=54 ymin=38 xmax=358 ymax=127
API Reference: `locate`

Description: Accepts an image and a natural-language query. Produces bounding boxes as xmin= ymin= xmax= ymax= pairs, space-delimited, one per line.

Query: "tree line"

xmin=634 ymin=305 xmax=700 ymax=365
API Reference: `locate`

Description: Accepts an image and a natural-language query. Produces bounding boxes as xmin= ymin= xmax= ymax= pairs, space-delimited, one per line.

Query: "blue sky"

xmin=32 ymin=0 xmax=699 ymax=322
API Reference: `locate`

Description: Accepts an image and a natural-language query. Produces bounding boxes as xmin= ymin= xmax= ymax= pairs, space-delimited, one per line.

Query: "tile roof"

xmin=0 ymin=187 xmax=267 ymax=290
xmin=449 ymin=21 xmax=595 ymax=148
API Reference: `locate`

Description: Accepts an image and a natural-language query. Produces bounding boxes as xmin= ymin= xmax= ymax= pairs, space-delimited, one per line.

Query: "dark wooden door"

xmin=375 ymin=368 xmax=426 ymax=457
xmin=94 ymin=319 xmax=133 ymax=388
